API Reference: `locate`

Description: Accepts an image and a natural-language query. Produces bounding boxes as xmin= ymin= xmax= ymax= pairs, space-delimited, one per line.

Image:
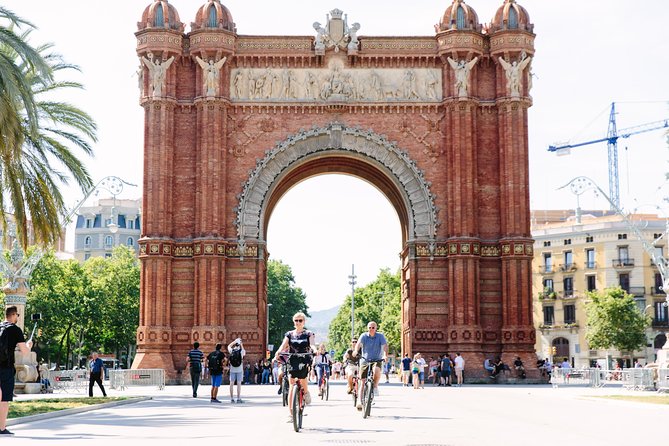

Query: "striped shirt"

xmin=187 ymin=349 xmax=204 ymax=369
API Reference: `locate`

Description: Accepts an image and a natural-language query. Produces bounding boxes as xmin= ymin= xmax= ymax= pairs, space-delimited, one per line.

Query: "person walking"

xmin=401 ymin=353 xmax=411 ymax=386
xmin=228 ymin=338 xmax=246 ymax=403
xmin=454 ymin=352 xmax=465 ymax=386
xmin=0 ymin=306 xmax=32 ymax=435
xmin=411 ymin=353 xmax=426 ymax=389
xmin=88 ymin=352 xmax=107 ymax=397
xmin=186 ymin=342 xmax=204 ymax=397
xmin=206 ymin=344 xmax=225 ymax=403
xmin=440 ymin=354 xmax=452 ymax=386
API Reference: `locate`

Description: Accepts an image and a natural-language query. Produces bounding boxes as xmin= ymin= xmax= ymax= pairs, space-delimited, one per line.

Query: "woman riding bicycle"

xmin=273 ymin=312 xmax=316 ymax=415
xmin=313 ymin=343 xmax=331 ymax=397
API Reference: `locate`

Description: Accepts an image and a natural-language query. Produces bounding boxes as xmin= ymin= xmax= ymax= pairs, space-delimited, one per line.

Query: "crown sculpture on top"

xmin=313 ymin=8 xmax=360 ymax=56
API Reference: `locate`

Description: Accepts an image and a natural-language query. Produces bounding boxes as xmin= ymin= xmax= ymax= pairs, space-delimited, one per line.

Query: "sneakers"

xmin=230 ymin=398 xmax=235 ymax=403
xmin=373 ymin=387 xmax=379 ymax=397
xmin=236 ymin=399 xmax=243 ymax=403
xmin=356 ymin=402 xmax=363 ymax=411
xmin=277 ymin=387 xmax=283 ymax=395
xmin=193 ymin=393 xmax=197 ymax=398
xmin=211 ymin=398 xmax=221 ymax=403
xmin=318 ymin=389 xmax=323 ymax=397
xmin=0 ymin=429 xmax=14 ymax=435
xmin=304 ymin=393 xmax=311 ymax=405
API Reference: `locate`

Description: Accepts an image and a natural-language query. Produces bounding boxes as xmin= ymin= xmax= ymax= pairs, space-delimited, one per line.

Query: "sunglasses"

xmin=368 ymin=326 xmax=377 ymax=330
xmin=293 ymin=319 xmax=304 ymax=323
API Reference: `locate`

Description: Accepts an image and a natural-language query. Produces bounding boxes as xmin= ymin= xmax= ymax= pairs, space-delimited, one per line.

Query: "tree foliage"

xmin=328 ymin=269 xmax=401 ymax=359
xmin=585 ymin=287 xmax=650 ymax=353
xmin=0 ymin=11 xmax=95 ymax=249
xmin=26 ymin=246 xmax=139 ymax=368
xmin=267 ymin=259 xmax=309 ymax=349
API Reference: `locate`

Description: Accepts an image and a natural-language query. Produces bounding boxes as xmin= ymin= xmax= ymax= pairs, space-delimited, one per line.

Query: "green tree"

xmin=585 ymin=287 xmax=650 ymax=353
xmin=328 ymin=269 xmax=401 ymax=359
xmin=267 ymin=259 xmax=309 ymax=349
xmin=0 ymin=20 xmax=95 ymax=249
xmin=84 ymin=246 xmax=140 ymax=365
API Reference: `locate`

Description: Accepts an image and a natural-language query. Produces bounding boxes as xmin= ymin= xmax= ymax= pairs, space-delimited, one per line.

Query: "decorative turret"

xmin=489 ymin=0 xmax=533 ymax=33
xmin=436 ymin=0 xmax=484 ymax=99
xmin=192 ymin=0 xmax=236 ymax=32
xmin=489 ymin=0 xmax=535 ymax=99
xmin=138 ymin=0 xmax=185 ymax=33
xmin=437 ymin=0 xmax=482 ymax=32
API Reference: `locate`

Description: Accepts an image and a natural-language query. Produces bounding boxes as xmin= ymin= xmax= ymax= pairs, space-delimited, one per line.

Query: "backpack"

xmin=229 ymin=347 xmax=242 ymax=367
xmin=0 ymin=322 xmax=12 ymax=367
xmin=207 ymin=351 xmax=223 ymax=374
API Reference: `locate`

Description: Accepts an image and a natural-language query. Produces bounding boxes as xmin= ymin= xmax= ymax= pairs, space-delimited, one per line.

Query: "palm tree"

xmin=0 ymin=14 xmax=96 ymax=249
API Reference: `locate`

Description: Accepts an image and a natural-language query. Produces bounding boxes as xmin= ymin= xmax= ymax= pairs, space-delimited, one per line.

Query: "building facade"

xmin=531 ymin=211 xmax=669 ymax=368
xmin=134 ymin=0 xmax=540 ymax=380
xmin=74 ymin=198 xmax=141 ymax=261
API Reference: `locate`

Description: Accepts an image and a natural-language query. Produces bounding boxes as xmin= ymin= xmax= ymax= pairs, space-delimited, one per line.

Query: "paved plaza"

xmin=5 ymin=379 xmax=668 ymax=445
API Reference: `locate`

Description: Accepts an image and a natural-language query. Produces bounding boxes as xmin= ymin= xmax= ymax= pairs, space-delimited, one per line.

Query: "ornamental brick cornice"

xmin=138 ymin=239 xmax=259 ymax=259
xmin=489 ymin=30 xmax=535 ymax=56
xmin=499 ymin=240 xmax=534 ymax=257
xmin=136 ymin=29 xmax=185 ymax=56
xmin=189 ymin=28 xmax=236 ymax=54
xmin=235 ymin=36 xmax=313 ymax=54
xmin=436 ymin=30 xmax=485 ymax=56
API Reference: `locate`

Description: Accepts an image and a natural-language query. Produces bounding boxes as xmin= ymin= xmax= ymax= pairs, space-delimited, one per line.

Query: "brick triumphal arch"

xmin=133 ymin=0 xmax=538 ymax=381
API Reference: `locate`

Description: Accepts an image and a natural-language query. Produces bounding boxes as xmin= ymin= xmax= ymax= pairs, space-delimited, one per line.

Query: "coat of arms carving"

xmin=313 ymin=9 xmax=360 ymax=55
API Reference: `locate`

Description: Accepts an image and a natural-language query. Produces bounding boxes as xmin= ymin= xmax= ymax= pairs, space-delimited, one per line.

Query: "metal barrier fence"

xmin=109 ymin=369 xmax=165 ymax=391
xmin=621 ymin=368 xmax=655 ymax=391
xmin=550 ymin=368 xmax=595 ymax=387
xmin=551 ymin=367 xmax=662 ymax=390
xmin=657 ymin=369 xmax=669 ymax=392
xmin=44 ymin=370 xmax=89 ymax=393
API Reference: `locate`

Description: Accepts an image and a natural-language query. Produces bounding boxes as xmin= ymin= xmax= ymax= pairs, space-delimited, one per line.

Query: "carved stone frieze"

xmin=231 ymin=61 xmax=442 ymax=102
xmin=235 ymin=122 xmax=439 ymax=242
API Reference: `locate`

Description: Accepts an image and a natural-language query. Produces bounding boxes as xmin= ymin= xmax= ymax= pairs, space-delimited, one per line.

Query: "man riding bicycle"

xmin=343 ymin=339 xmax=359 ymax=394
xmin=352 ymin=321 xmax=388 ymax=411
xmin=313 ymin=344 xmax=331 ymax=397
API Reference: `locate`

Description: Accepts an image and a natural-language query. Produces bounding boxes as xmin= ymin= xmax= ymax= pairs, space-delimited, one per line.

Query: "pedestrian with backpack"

xmin=0 ymin=306 xmax=32 ymax=435
xmin=186 ymin=342 xmax=204 ymax=398
xmin=227 ymin=338 xmax=246 ymax=403
xmin=207 ymin=344 xmax=225 ymax=403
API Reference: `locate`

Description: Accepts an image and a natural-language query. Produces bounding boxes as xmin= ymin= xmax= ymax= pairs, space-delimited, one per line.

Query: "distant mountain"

xmin=307 ymin=305 xmax=340 ymax=345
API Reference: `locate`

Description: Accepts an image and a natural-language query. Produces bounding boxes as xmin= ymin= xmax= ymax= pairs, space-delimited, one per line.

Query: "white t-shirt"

xmin=454 ymin=356 xmax=465 ymax=370
xmin=227 ymin=346 xmax=246 ymax=374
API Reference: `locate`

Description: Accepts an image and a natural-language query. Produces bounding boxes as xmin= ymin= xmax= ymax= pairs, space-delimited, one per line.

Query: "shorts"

xmin=455 ymin=368 xmax=463 ymax=379
xmin=288 ymin=355 xmax=311 ymax=380
xmin=230 ymin=371 xmax=243 ymax=384
xmin=418 ymin=371 xmax=425 ymax=382
xmin=441 ymin=370 xmax=450 ymax=378
xmin=402 ymin=370 xmax=411 ymax=378
xmin=211 ymin=373 xmax=222 ymax=387
xmin=0 ymin=368 xmax=15 ymax=402
xmin=359 ymin=360 xmax=383 ymax=379
xmin=345 ymin=365 xmax=358 ymax=376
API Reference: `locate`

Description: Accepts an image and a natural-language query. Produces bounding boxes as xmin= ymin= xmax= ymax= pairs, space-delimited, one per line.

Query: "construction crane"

xmin=548 ymin=102 xmax=669 ymax=209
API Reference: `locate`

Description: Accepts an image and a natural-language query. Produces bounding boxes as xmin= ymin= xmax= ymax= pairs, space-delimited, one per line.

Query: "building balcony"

xmin=584 ymin=261 xmax=597 ymax=269
xmin=652 ymin=286 xmax=664 ymax=296
xmin=539 ymin=322 xmax=579 ymax=332
xmin=538 ymin=291 xmax=557 ymax=301
xmin=612 ymin=258 xmax=635 ymax=268
xmin=652 ymin=319 xmax=669 ymax=328
xmin=539 ymin=265 xmax=554 ymax=274
xmin=627 ymin=286 xmax=645 ymax=297
xmin=560 ymin=290 xmax=577 ymax=300
xmin=559 ymin=263 xmax=577 ymax=272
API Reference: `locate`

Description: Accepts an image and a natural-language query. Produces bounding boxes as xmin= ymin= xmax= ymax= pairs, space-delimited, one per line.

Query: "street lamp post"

xmin=266 ymin=303 xmax=272 ymax=352
xmin=561 ymin=176 xmax=669 ymax=365
xmin=349 ymin=264 xmax=357 ymax=341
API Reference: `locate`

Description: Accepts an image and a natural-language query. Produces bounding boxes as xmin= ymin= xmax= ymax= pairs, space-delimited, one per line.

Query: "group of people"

xmin=186 ymin=339 xmax=246 ymax=403
xmin=399 ymin=352 xmax=465 ymax=388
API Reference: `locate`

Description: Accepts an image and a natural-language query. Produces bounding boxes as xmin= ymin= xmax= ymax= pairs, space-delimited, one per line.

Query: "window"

xmin=208 ymin=4 xmax=217 ymax=27
xmin=654 ymin=233 xmax=663 ymax=240
xmin=653 ymin=246 xmax=663 ymax=265
xmin=619 ymin=273 xmax=630 ymax=292
xmin=618 ymin=246 xmax=629 ymax=260
xmin=154 ymin=4 xmax=164 ymax=27
xmin=105 ymin=253 xmax=112 ymax=259
xmin=634 ymin=298 xmax=646 ymax=314
xmin=543 ymin=306 xmax=554 ymax=325
xmin=86 ymin=219 xmax=92 ymax=229
xmin=564 ymin=304 xmax=576 ymax=324
xmin=508 ymin=6 xmax=518 ymax=29
xmin=563 ymin=277 xmax=573 ymax=297
xmin=104 ymin=235 xmax=114 ymax=247
xmin=105 ymin=218 xmax=113 ymax=227
xmin=456 ymin=5 xmax=466 ymax=29
xmin=128 ymin=220 xmax=134 ymax=230
xmin=617 ymin=233 xmax=627 ymax=240
xmin=564 ymin=239 xmax=571 ymax=245
xmin=543 ymin=253 xmax=552 ymax=273
xmin=543 ymin=241 xmax=551 ymax=247
xmin=655 ymin=301 xmax=668 ymax=323
xmin=543 ymin=278 xmax=554 ymax=292
xmin=586 ymin=275 xmax=596 ymax=292
xmin=655 ymin=273 xmax=663 ymax=294
xmin=84 ymin=253 xmax=90 ymax=261
xmin=585 ymin=249 xmax=595 ymax=268
xmin=563 ymin=251 xmax=573 ymax=270
xmin=127 ymin=237 xmax=134 ymax=247
xmin=585 ymin=236 xmax=594 ymax=243
xmin=84 ymin=236 xmax=91 ymax=248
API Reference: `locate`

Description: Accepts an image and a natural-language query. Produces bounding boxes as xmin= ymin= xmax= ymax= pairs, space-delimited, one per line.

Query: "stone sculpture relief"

xmin=141 ymin=53 xmax=175 ymax=97
xmin=498 ymin=53 xmax=532 ymax=98
xmin=313 ymin=9 xmax=360 ymax=55
xmin=195 ymin=56 xmax=227 ymax=97
xmin=447 ymin=57 xmax=479 ymax=98
xmin=230 ymin=66 xmax=442 ymax=102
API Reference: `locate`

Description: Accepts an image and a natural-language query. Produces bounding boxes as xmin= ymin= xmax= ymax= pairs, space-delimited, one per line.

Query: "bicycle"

xmin=317 ymin=364 xmax=330 ymax=401
xmin=359 ymin=359 xmax=383 ymax=419
xmin=280 ymin=362 xmax=290 ymax=407
xmin=350 ymin=368 xmax=359 ymax=408
xmin=287 ymin=353 xmax=312 ymax=432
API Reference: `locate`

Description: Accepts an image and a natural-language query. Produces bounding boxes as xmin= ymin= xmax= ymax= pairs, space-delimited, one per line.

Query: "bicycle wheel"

xmin=298 ymin=387 xmax=304 ymax=429
xmin=282 ymin=377 xmax=289 ymax=407
xmin=325 ymin=377 xmax=330 ymax=401
xmin=319 ymin=376 xmax=325 ymax=400
xmin=291 ymin=384 xmax=300 ymax=432
xmin=363 ymin=380 xmax=373 ymax=419
xmin=352 ymin=380 xmax=358 ymax=407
